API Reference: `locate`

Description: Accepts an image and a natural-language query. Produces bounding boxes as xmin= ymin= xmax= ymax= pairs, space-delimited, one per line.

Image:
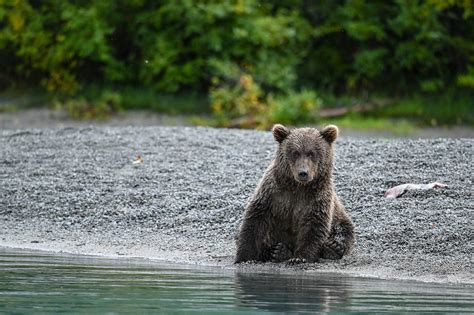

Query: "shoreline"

xmin=0 ymin=241 xmax=471 ymax=285
xmin=1 ymin=126 xmax=472 ymax=285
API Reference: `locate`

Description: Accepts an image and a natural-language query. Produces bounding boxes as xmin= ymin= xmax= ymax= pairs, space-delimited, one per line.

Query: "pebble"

xmin=0 ymin=126 xmax=472 ymax=283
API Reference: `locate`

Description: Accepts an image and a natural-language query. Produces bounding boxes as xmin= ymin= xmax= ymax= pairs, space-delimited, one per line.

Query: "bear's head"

xmin=272 ymin=124 xmax=338 ymax=185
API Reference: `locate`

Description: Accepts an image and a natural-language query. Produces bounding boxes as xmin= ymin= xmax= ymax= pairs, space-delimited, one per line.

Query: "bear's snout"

xmin=298 ymin=170 xmax=309 ymax=181
xmin=292 ymin=157 xmax=314 ymax=184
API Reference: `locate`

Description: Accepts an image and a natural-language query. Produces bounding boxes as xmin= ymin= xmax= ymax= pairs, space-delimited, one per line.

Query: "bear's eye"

xmin=307 ymin=152 xmax=314 ymax=158
xmin=289 ymin=150 xmax=299 ymax=160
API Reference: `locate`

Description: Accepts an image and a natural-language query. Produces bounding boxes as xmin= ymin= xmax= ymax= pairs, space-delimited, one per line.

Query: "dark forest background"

xmin=1 ymin=1 xmax=473 ymax=127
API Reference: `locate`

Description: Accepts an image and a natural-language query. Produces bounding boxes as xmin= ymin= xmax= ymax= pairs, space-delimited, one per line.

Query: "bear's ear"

xmin=272 ymin=124 xmax=290 ymax=143
xmin=320 ymin=125 xmax=339 ymax=143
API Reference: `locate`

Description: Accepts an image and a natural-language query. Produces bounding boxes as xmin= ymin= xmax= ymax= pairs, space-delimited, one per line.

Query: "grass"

xmin=317 ymin=90 xmax=473 ymax=132
xmin=1 ymin=86 xmax=472 ymax=132
xmin=364 ymin=93 xmax=474 ymax=126
xmin=120 ymin=88 xmax=210 ymax=115
xmin=0 ymin=103 xmax=19 ymax=113
xmin=80 ymin=85 xmax=210 ymax=115
xmin=1 ymin=86 xmax=211 ymax=120
xmin=320 ymin=114 xmax=415 ymax=136
xmin=0 ymin=88 xmax=52 ymax=110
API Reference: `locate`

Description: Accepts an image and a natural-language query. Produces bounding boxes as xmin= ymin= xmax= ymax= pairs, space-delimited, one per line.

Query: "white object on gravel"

xmin=384 ymin=182 xmax=448 ymax=198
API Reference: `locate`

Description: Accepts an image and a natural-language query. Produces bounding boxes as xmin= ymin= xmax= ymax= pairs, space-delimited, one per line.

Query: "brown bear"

xmin=235 ymin=124 xmax=355 ymax=264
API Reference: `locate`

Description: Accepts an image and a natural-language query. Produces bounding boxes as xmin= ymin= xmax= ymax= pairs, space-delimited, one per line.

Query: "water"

xmin=0 ymin=248 xmax=472 ymax=314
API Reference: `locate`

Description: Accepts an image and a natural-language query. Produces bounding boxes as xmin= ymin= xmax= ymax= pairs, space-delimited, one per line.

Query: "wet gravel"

xmin=0 ymin=126 xmax=472 ymax=283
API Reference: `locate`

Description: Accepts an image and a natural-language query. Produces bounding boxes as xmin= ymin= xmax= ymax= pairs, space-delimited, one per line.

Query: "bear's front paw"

xmin=321 ymin=240 xmax=345 ymax=260
xmin=286 ymin=257 xmax=307 ymax=265
xmin=235 ymin=258 xmax=258 ymax=265
xmin=271 ymin=242 xmax=292 ymax=262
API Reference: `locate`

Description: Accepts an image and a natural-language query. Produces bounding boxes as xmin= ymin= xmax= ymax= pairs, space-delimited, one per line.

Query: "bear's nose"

xmin=298 ymin=171 xmax=308 ymax=180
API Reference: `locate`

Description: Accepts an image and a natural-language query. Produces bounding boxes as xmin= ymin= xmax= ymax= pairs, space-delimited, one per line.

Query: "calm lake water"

xmin=0 ymin=248 xmax=472 ymax=314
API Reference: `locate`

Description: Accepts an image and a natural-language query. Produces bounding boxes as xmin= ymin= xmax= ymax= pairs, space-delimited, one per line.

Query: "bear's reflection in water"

xmin=234 ymin=272 xmax=351 ymax=313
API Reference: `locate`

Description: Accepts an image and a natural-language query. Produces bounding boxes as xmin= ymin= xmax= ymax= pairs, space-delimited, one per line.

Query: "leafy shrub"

xmin=210 ymin=73 xmax=269 ymax=128
xmin=301 ymin=0 xmax=474 ymax=93
xmin=58 ymin=90 xmax=122 ymax=120
xmin=210 ymin=73 xmax=321 ymax=128
xmin=0 ymin=0 xmax=115 ymax=93
xmin=457 ymin=67 xmax=474 ymax=88
xmin=270 ymin=90 xmax=321 ymax=125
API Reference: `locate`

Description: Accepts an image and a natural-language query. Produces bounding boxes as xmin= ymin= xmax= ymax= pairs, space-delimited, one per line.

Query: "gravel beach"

xmin=0 ymin=126 xmax=472 ymax=284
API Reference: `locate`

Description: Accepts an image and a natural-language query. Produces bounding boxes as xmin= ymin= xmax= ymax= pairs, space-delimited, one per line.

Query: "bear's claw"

xmin=286 ymin=257 xmax=307 ymax=265
xmin=271 ymin=242 xmax=292 ymax=262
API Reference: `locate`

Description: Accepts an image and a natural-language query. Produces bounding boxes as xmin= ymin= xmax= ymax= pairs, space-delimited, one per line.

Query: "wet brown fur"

xmin=235 ymin=124 xmax=355 ymax=263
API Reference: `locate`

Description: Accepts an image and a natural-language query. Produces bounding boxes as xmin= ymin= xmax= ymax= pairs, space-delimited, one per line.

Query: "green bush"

xmin=210 ymin=73 xmax=269 ymax=128
xmin=58 ymin=90 xmax=122 ymax=120
xmin=210 ymin=72 xmax=321 ymax=129
xmin=0 ymin=0 xmax=115 ymax=93
xmin=270 ymin=90 xmax=321 ymax=125
xmin=301 ymin=0 xmax=474 ymax=93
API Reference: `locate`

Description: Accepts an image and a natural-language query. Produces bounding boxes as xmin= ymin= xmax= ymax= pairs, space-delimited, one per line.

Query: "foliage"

xmin=300 ymin=0 xmax=474 ymax=93
xmin=0 ymin=0 xmax=473 ymax=125
xmin=0 ymin=0 xmax=115 ymax=93
xmin=321 ymin=114 xmax=415 ymax=136
xmin=369 ymin=91 xmax=474 ymax=125
xmin=457 ymin=66 xmax=474 ymax=88
xmin=210 ymin=73 xmax=273 ymax=128
xmin=82 ymin=86 xmax=209 ymax=114
xmin=270 ymin=90 xmax=321 ymax=125
xmin=57 ymin=90 xmax=122 ymax=120
xmin=210 ymin=72 xmax=320 ymax=128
